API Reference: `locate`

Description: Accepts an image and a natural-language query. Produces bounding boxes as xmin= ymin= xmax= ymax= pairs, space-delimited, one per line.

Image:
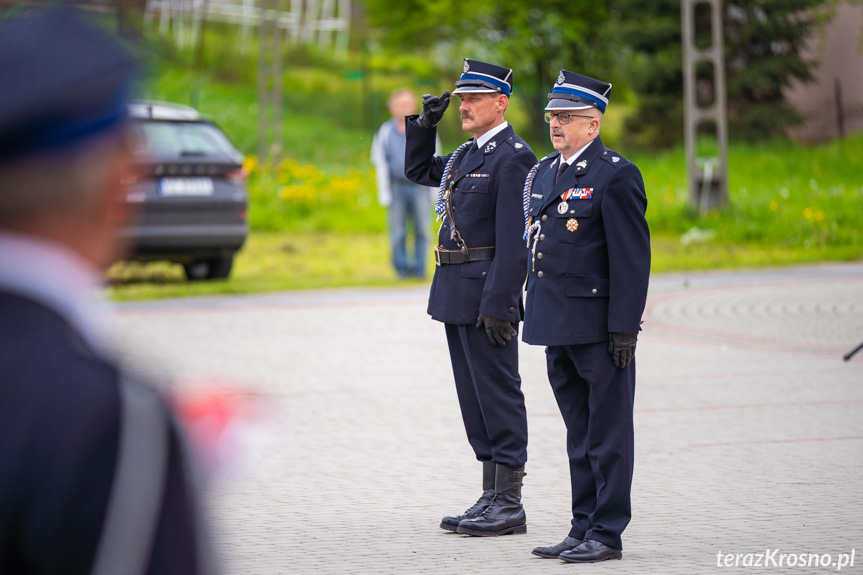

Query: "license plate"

xmin=159 ymin=178 xmax=214 ymax=197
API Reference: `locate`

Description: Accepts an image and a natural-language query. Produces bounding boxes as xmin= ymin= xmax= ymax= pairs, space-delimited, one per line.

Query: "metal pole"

xmin=835 ymin=77 xmax=846 ymax=140
xmin=257 ymin=0 xmax=284 ymax=161
xmin=682 ymin=0 xmax=728 ymax=211
xmin=257 ymin=0 xmax=273 ymax=161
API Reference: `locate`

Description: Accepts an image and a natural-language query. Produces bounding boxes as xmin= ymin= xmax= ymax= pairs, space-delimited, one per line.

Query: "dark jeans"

xmin=388 ymin=181 xmax=431 ymax=277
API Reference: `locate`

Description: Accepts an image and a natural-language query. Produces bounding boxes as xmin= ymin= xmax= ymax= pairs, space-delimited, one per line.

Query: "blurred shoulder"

xmin=0 ymin=291 xmax=120 ymax=432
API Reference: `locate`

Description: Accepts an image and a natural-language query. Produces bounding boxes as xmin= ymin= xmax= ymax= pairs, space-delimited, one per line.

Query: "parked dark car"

xmin=121 ymin=101 xmax=248 ymax=280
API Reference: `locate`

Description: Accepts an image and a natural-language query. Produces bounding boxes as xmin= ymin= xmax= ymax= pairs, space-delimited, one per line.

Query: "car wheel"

xmin=207 ymin=256 xmax=234 ymax=280
xmin=183 ymin=260 xmax=211 ymax=281
xmin=182 ymin=256 xmax=234 ymax=281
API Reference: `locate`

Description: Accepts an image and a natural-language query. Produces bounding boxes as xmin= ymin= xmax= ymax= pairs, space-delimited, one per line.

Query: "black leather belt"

xmin=434 ymin=246 xmax=495 ymax=265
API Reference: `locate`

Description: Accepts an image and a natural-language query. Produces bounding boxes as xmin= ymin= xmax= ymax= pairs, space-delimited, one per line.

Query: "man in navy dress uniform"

xmin=0 ymin=8 xmax=215 ymax=574
xmin=522 ymin=70 xmax=650 ymax=563
xmin=404 ymin=59 xmax=537 ymax=536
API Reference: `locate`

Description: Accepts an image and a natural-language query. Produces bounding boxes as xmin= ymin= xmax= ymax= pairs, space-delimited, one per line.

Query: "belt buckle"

xmin=434 ymin=246 xmax=442 ymax=266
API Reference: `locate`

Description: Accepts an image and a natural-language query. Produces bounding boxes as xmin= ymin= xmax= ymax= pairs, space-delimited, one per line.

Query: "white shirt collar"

xmin=0 ymin=231 xmax=110 ymax=354
xmin=475 ymin=121 xmax=509 ymax=149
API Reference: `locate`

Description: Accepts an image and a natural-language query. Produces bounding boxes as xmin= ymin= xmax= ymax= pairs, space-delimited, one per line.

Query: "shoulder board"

xmin=502 ymin=136 xmax=531 ymax=152
xmin=599 ymin=150 xmax=628 ymax=167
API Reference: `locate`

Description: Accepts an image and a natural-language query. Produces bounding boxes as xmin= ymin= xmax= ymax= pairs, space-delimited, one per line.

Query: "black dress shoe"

xmin=531 ymin=536 xmax=582 ymax=558
xmin=559 ymin=539 xmax=622 ymax=563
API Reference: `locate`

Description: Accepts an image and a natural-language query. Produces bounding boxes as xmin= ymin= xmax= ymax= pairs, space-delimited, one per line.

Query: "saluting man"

xmin=523 ymin=70 xmax=650 ymax=563
xmin=404 ymin=59 xmax=537 ymax=537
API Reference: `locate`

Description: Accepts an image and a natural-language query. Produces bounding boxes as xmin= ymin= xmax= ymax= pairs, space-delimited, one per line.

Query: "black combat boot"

xmin=440 ymin=461 xmax=496 ymax=532
xmin=456 ymin=464 xmax=526 ymax=536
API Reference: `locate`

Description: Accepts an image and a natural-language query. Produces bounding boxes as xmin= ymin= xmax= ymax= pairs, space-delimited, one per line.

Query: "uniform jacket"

xmin=522 ymin=136 xmax=650 ymax=346
xmin=404 ymin=117 xmax=536 ymax=325
xmin=0 ymin=291 xmax=203 ymax=575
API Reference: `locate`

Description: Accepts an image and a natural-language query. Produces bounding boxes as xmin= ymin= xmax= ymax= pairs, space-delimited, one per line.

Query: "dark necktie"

xmin=555 ymin=160 xmax=569 ymax=183
xmin=462 ymin=141 xmax=479 ymax=166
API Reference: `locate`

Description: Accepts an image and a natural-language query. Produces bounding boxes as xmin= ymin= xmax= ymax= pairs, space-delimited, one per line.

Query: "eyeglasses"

xmin=544 ymin=112 xmax=594 ymax=125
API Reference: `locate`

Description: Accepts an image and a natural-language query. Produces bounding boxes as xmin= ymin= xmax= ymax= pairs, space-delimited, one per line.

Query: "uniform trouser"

xmin=444 ymin=322 xmax=528 ymax=468
xmin=545 ymin=342 xmax=635 ymax=550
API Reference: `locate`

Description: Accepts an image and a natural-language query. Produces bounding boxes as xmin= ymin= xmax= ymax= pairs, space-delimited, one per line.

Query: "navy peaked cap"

xmin=546 ymin=69 xmax=611 ymax=112
xmin=453 ymin=59 xmax=513 ymax=97
xmin=0 ymin=7 xmax=137 ymax=162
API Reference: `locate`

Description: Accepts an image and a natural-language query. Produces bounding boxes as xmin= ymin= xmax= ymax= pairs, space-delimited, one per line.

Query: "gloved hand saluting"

xmin=417 ymin=90 xmax=451 ymax=129
xmin=608 ymin=332 xmax=638 ymax=369
xmin=477 ymin=313 xmax=517 ymax=347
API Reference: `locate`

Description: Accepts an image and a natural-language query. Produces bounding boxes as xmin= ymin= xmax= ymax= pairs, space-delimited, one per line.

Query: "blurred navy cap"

xmin=0 ymin=7 xmax=137 ymax=162
xmin=453 ymin=59 xmax=513 ymax=98
xmin=546 ymin=69 xmax=611 ymax=113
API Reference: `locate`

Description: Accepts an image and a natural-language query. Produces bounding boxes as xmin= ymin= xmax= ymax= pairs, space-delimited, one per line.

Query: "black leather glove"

xmin=476 ymin=313 xmax=517 ymax=347
xmin=417 ymin=90 xmax=451 ymax=129
xmin=608 ymin=332 xmax=638 ymax=369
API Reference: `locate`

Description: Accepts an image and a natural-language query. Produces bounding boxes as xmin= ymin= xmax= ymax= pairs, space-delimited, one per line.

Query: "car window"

xmin=132 ymin=121 xmax=238 ymax=157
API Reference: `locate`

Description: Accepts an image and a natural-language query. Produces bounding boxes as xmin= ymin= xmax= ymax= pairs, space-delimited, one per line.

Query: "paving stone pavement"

xmin=112 ymin=263 xmax=863 ymax=574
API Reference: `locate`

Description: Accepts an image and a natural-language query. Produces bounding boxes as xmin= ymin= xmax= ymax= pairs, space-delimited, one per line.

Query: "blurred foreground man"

xmin=405 ymin=59 xmax=536 ymax=536
xmin=0 ymin=8 xmax=216 ymax=574
xmin=523 ymin=70 xmax=650 ymax=563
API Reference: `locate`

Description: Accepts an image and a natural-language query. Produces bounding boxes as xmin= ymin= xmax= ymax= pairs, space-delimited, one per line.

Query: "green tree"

xmin=610 ymin=0 xmax=833 ymax=147
xmin=607 ymin=0 xmax=683 ymax=148
xmin=361 ymin=0 xmax=612 ymax=144
xmin=724 ymin=1 xmax=829 ymax=142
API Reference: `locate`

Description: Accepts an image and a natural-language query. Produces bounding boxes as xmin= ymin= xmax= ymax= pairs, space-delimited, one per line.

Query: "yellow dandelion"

xmin=277 ymin=158 xmax=298 ymax=174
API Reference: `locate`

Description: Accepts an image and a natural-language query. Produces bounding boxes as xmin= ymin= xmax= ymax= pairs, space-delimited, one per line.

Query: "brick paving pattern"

xmin=113 ymin=263 xmax=863 ymax=574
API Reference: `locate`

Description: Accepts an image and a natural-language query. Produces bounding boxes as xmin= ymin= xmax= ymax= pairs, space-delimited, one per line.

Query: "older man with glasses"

xmin=521 ymin=69 xmax=651 ymax=563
